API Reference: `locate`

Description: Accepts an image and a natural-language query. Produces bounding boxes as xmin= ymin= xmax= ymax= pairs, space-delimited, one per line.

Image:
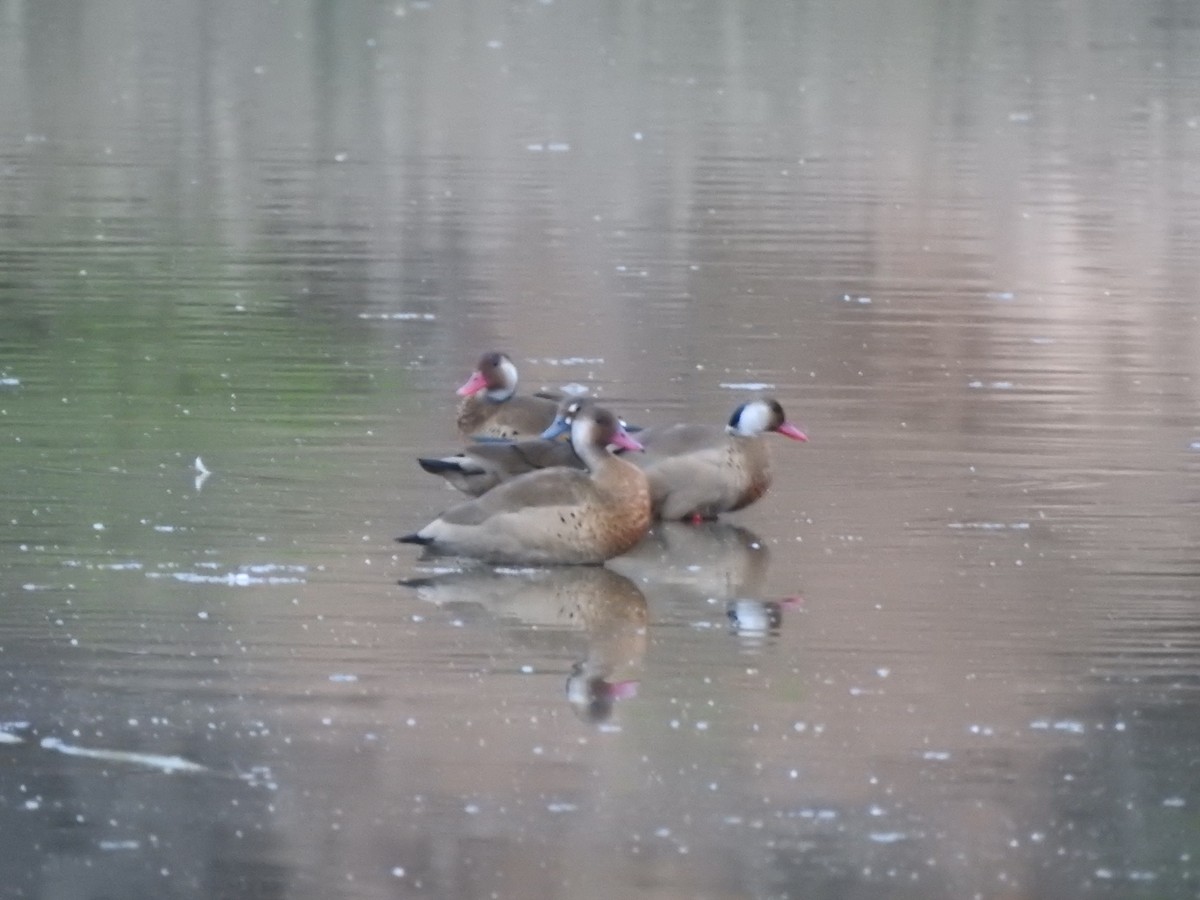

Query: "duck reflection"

xmin=726 ymin=596 xmax=804 ymax=638
xmin=399 ymin=566 xmax=647 ymax=723
xmin=609 ymin=521 xmax=771 ymax=601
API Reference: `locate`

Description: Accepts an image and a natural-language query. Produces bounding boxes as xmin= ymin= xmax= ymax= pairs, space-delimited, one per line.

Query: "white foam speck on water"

xmin=0 ymin=376 xmax=20 ymax=387
xmin=40 ymin=738 xmax=206 ymax=773
xmin=967 ymin=380 xmax=1015 ymax=390
xmin=329 ymin=673 xmax=359 ymax=683
xmin=357 ymin=312 xmax=436 ymax=321
xmin=0 ymin=731 xmax=23 ymax=745
xmin=719 ymin=382 xmax=775 ymax=391
xmin=146 ymin=562 xmax=307 ymax=586
xmin=790 ymin=808 xmax=838 ymax=821
xmin=922 ymin=750 xmax=951 ymax=761
xmin=869 ymin=832 xmax=907 ymax=844
xmin=948 ymin=521 xmax=1030 ymax=531
xmin=1162 ymin=796 xmax=1185 ymax=807
xmin=547 ymin=802 xmax=577 ymax=813
xmin=1189 ymin=441 xmax=1200 ymax=451
xmin=238 ymin=765 xmax=278 ymax=790
xmin=537 ymin=357 xmax=604 ymax=366
xmin=99 ymin=840 xmax=141 ymax=851
xmin=1029 ymin=719 xmax=1087 ymax=734
xmin=413 ymin=565 xmax=465 ymax=577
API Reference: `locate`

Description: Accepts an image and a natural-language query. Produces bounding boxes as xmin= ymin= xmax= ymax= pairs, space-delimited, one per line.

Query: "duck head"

xmin=566 ymin=661 xmax=639 ymax=723
xmin=542 ymin=398 xmax=644 ymax=452
xmin=726 ymin=398 xmax=808 ymax=441
xmin=456 ymin=351 xmax=519 ymax=402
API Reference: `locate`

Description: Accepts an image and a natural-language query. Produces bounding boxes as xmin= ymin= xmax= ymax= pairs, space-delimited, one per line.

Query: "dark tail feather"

xmin=396 ymin=532 xmax=433 ymax=546
xmin=418 ymin=457 xmax=461 ymax=474
xmin=397 ymin=575 xmax=435 ymax=588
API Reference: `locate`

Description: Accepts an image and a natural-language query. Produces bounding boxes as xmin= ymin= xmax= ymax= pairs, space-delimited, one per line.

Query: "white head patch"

xmin=730 ymin=400 xmax=773 ymax=436
xmin=486 ymin=355 xmax=519 ymax=401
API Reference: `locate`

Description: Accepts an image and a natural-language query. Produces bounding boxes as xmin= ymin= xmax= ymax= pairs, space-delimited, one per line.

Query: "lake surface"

xmin=3 ymin=0 xmax=1200 ymax=898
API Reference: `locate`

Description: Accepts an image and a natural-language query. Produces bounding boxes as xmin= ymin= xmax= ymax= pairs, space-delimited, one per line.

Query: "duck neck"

xmin=484 ymin=384 xmax=515 ymax=403
xmin=573 ymin=438 xmax=610 ymax=473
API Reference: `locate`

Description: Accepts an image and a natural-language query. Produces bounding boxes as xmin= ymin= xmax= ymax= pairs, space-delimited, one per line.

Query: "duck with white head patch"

xmin=632 ymin=397 xmax=808 ymax=522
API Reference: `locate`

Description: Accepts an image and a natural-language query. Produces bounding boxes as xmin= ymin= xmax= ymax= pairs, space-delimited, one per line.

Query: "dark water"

xmin=3 ymin=1 xmax=1200 ymax=898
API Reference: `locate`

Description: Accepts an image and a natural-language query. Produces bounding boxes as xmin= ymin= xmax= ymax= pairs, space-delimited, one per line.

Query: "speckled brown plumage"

xmin=399 ymin=403 xmax=651 ymax=565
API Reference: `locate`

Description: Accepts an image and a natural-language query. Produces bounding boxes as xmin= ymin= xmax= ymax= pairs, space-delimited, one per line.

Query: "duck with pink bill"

xmin=630 ymin=397 xmax=808 ymax=522
xmin=454 ymin=350 xmax=560 ymax=440
xmin=398 ymin=400 xmax=651 ymax=565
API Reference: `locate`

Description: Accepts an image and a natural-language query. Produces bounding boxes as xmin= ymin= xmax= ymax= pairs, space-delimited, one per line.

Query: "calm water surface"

xmin=2 ymin=1 xmax=1200 ymax=898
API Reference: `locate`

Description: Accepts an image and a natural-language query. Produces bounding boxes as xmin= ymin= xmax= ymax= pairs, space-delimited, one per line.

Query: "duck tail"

xmin=395 ymin=532 xmax=433 ymax=546
xmin=417 ymin=457 xmax=460 ymax=474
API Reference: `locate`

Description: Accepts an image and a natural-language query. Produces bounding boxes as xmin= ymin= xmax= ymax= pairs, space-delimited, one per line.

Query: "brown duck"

xmin=399 ymin=566 xmax=647 ymax=723
xmin=398 ymin=400 xmax=651 ymax=565
xmin=454 ymin=351 xmax=560 ymax=440
xmin=634 ymin=397 xmax=807 ymax=521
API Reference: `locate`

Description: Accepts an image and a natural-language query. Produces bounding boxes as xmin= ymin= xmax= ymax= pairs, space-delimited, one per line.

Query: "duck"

xmin=632 ymin=397 xmax=808 ymax=521
xmin=608 ymin=521 xmax=770 ymax=601
xmin=454 ymin=351 xmax=560 ymax=440
xmin=398 ymin=566 xmax=647 ymax=723
xmin=726 ymin=596 xmax=804 ymax=635
xmin=416 ymin=437 xmax=584 ymax=497
xmin=397 ymin=400 xmax=651 ymax=565
xmin=420 ymin=393 xmax=645 ymax=497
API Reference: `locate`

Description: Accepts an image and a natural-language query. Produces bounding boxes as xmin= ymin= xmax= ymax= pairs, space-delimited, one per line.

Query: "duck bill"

xmin=610 ymin=429 xmax=645 ymax=452
xmin=603 ymin=679 xmax=640 ymax=700
xmin=777 ymin=422 xmax=808 ymax=442
xmin=456 ymin=370 xmax=489 ymax=397
xmin=540 ymin=417 xmax=571 ymax=440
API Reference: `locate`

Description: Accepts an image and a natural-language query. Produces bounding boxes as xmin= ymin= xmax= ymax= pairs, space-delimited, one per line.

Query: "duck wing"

xmin=437 ymin=467 xmax=597 ymax=527
xmin=636 ymin=423 xmax=726 ymax=457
